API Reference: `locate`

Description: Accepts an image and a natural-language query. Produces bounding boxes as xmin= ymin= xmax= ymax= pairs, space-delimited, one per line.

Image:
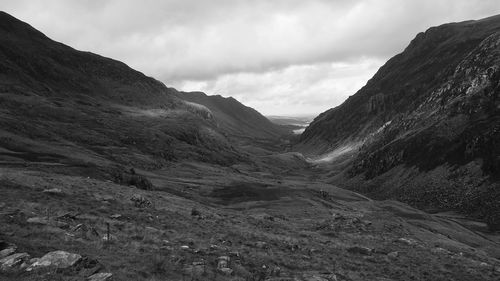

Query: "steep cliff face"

xmin=299 ymin=15 xmax=500 ymax=228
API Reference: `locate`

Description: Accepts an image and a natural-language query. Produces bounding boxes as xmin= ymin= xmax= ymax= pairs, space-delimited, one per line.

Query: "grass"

xmin=1 ymin=165 xmax=499 ymax=281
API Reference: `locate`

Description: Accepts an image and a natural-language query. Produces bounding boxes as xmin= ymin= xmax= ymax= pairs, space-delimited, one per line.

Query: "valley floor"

xmin=1 ymin=159 xmax=500 ymax=281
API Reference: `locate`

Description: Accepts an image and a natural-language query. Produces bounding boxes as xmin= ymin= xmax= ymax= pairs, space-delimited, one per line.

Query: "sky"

xmin=2 ymin=0 xmax=500 ymax=116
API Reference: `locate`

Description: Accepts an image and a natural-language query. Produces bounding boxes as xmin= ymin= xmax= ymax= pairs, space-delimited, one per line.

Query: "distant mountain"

xmin=299 ymin=15 xmax=500 ymax=228
xmin=179 ymin=91 xmax=290 ymax=139
xmin=0 ymin=11 xmax=261 ymax=175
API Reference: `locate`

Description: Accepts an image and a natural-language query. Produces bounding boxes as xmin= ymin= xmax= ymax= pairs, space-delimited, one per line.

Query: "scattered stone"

xmin=0 ymin=253 xmax=30 ymax=271
xmin=43 ymin=188 xmax=64 ymax=195
xmin=191 ymin=207 xmax=201 ymax=217
xmin=479 ymin=262 xmax=489 ymax=267
xmin=0 ymin=247 xmax=16 ymax=258
xmin=184 ymin=264 xmax=205 ymax=275
xmin=217 ymin=256 xmax=230 ymax=269
xmin=109 ymin=214 xmax=122 ymax=219
xmin=387 ymin=251 xmax=399 ymax=259
xmin=218 ymin=267 xmax=233 ymax=275
xmin=95 ymin=194 xmax=114 ymax=202
xmin=88 ymin=272 xmax=113 ymax=281
xmin=270 ymin=265 xmax=281 ymax=277
xmin=180 ymin=245 xmax=190 ymax=250
xmin=347 ymin=246 xmax=373 ymax=255
xmin=305 ymin=276 xmax=329 ymax=281
xmin=101 ymin=234 xmax=116 ymax=242
xmin=145 ymin=226 xmax=161 ymax=236
xmin=396 ymin=238 xmax=418 ymax=246
xmin=255 ymin=241 xmax=268 ymax=249
xmin=229 ymin=251 xmax=240 ymax=257
xmin=26 ymin=216 xmax=50 ymax=225
xmin=130 ymin=194 xmax=152 ymax=208
xmin=27 ymin=250 xmax=82 ymax=271
xmin=431 ymin=247 xmax=451 ymax=255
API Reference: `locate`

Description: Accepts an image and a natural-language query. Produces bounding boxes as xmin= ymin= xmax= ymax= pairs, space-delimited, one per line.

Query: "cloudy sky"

xmin=2 ymin=0 xmax=500 ymax=116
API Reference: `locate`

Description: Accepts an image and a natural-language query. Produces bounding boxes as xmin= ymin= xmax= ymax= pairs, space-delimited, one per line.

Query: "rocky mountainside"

xmin=179 ymin=91 xmax=290 ymax=140
xmin=299 ymin=15 xmax=500 ymax=228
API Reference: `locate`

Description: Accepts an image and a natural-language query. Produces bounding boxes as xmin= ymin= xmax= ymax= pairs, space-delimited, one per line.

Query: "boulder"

xmin=255 ymin=241 xmax=268 ymax=249
xmin=347 ymin=246 xmax=373 ymax=255
xmin=27 ymin=250 xmax=82 ymax=271
xmin=130 ymin=194 xmax=152 ymax=208
xmin=0 ymin=247 xmax=16 ymax=258
xmin=43 ymin=188 xmax=64 ymax=195
xmin=184 ymin=265 xmax=205 ymax=276
xmin=219 ymin=267 xmax=233 ymax=275
xmin=387 ymin=251 xmax=399 ymax=259
xmin=88 ymin=272 xmax=113 ymax=281
xmin=0 ymin=253 xmax=30 ymax=271
xmin=217 ymin=256 xmax=230 ymax=269
xmin=396 ymin=238 xmax=418 ymax=246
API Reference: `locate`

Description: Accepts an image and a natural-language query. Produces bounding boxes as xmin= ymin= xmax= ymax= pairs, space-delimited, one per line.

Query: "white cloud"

xmin=1 ymin=0 xmax=500 ymax=115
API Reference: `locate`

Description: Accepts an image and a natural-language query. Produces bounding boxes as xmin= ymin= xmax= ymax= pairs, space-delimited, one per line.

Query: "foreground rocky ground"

xmin=1 ymin=161 xmax=499 ymax=281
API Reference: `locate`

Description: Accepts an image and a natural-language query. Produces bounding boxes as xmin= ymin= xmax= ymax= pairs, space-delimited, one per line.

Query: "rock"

xmin=184 ymin=264 xmax=205 ymax=275
xmin=305 ymin=276 xmax=329 ymax=281
xmin=109 ymin=214 xmax=122 ymax=219
xmin=0 ymin=253 xmax=30 ymax=271
xmin=431 ymin=247 xmax=451 ymax=255
xmin=218 ymin=267 xmax=233 ymax=275
xmin=27 ymin=216 xmax=50 ymax=225
xmin=96 ymin=194 xmax=114 ymax=202
xmin=43 ymin=188 xmax=64 ymax=195
xmin=27 ymin=250 xmax=82 ymax=271
xmin=396 ymin=238 xmax=418 ymax=246
xmin=347 ymin=246 xmax=373 ymax=255
xmin=217 ymin=256 xmax=230 ymax=269
xmin=87 ymin=272 xmax=113 ymax=281
xmin=387 ymin=251 xmax=399 ymax=259
xmin=180 ymin=245 xmax=190 ymax=250
xmin=0 ymin=247 xmax=16 ymax=258
xmin=101 ymin=234 xmax=116 ymax=242
xmin=255 ymin=241 xmax=268 ymax=249
xmin=191 ymin=207 xmax=201 ymax=217
xmin=130 ymin=194 xmax=152 ymax=208
xmin=229 ymin=251 xmax=240 ymax=257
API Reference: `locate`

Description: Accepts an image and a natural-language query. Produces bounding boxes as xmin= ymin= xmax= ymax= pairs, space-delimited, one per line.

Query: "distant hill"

xmin=180 ymin=91 xmax=291 ymax=139
xmin=298 ymin=15 xmax=500 ymax=228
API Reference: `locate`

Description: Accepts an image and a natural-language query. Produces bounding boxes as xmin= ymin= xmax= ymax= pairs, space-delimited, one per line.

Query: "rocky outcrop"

xmin=27 ymin=250 xmax=82 ymax=271
xmin=298 ymin=15 xmax=500 ymax=227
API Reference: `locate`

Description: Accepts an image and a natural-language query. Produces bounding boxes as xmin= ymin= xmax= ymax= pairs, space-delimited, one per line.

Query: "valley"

xmin=0 ymin=10 xmax=499 ymax=281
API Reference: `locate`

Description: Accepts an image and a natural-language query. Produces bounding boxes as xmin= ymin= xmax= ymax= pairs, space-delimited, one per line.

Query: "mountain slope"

xmin=179 ymin=91 xmax=290 ymax=140
xmin=0 ymin=11 xmax=246 ymax=178
xmin=299 ymin=15 xmax=500 ymax=228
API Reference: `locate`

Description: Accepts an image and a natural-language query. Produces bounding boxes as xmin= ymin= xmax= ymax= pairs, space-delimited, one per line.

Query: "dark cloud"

xmin=2 ymin=0 xmax=499 ymax=115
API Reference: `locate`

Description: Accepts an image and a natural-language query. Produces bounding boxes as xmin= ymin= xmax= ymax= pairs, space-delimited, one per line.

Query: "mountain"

xmin=179 ymin=91 xmax=290 ymax=140
xmin=299 ymin=15 xmax=500 ymax=229
xmin=1 ymin=11 xmax=500 ymax=281
xmin=0 ymin=11 xmax=255 ymax=179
